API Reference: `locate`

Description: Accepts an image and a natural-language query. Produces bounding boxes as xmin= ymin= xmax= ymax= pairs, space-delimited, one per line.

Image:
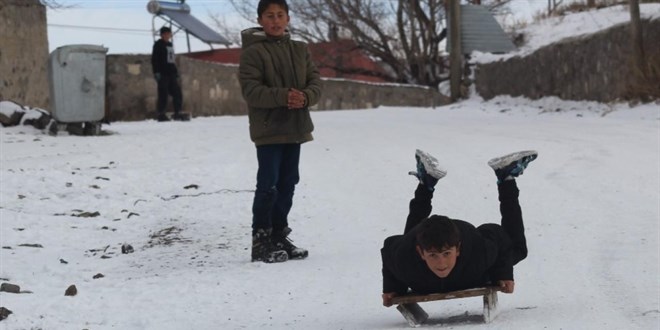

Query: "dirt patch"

xmin=146 ymin=226 xmax=192 ymax=248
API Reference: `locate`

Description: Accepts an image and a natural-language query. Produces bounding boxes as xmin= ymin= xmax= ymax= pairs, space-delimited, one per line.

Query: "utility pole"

xmin=449 ymin=0 xmax=462 ymax=102
xmin=630 ymin=0 xmax=646 ymax=78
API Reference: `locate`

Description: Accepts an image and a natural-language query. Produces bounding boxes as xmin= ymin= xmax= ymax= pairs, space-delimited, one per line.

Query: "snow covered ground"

xmin=1 ymin=95 xmax=658 ymax=329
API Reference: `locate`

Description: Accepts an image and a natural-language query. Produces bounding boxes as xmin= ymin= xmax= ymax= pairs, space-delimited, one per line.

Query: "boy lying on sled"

xmin=381 ymin=150 xmax=537 ymax=307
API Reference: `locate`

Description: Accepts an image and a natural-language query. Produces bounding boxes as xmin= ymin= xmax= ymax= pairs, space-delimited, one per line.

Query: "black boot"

xmin=252 ymin=229 xmax=288 ymax=263
xmin=172 ymin=112 xmax=189 ymax=121
xmin=157 ymin=113 xmax=170 ymax=122
xmin=272 ymin=227 xmax=308 ymax=260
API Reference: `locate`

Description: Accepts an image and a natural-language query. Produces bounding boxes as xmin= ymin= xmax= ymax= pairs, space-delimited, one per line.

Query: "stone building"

xmin=0 ymin=0 xmax=50 ymax=109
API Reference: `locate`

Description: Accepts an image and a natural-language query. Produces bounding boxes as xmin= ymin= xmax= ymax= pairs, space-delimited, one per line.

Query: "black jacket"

xmin=151 ymin=39 xmax=178 ymax=77
xmin=381 ymin=218 xmax=514 ymax=294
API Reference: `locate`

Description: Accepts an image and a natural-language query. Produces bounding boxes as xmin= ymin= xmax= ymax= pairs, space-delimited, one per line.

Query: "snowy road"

xmin=1 ymin=97 xmax=659 ymax=329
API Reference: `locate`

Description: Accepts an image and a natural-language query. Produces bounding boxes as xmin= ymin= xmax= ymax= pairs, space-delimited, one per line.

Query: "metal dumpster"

xmin=48 ymin=44 xmax=108 ymax=128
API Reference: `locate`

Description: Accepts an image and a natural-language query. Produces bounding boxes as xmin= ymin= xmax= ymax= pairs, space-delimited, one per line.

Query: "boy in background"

xmin=151 ymin=26 xmax=184 ymax=121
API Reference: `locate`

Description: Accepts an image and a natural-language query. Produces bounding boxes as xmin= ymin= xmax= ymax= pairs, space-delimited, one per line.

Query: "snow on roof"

xmin=472 ymin=3 xmax=660 ymax=64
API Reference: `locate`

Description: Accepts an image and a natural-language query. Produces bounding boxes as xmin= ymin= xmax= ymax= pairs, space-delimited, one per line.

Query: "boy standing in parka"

xmin=239 ymin=0 xmax=322 ymax=263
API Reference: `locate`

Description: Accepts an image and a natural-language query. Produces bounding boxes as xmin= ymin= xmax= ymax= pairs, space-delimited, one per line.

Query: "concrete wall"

xmin=475 ymin=18 xmax=660 ymax=102
xmin=105 ymin=55 xmax=448 ymax=122
xmin=0 ymin=0 xmax=49 ymax=108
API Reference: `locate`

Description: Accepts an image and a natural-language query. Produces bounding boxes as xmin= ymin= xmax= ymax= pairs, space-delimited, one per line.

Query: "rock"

xmin=64 ymin=285 xmax=77 ymax=296
xmin=92 ymin=273 xmax=104 ymax=279
xmin=0 ymin=100 xmax=25 ymax=127
xmin=121 ymin=244 xmax=134 ymax=254
xmin=0 ymin=283 xmax=20 ymax=294
xmin=0 ymin=307 xmax=13 ymax=321
xmin=59 ymin=258 xmax=68 ymax=264
xmin=72 ymin=211 xmax=100 ymax=218
xmin=18 ymin=243 xmax=43 ymax=248
xmin=512 ymin=33 xmax=525 ymax=47
xmin=46 ymin=118 xmax=59 ymax=135
xmin=21 ymin=108 xmax=52 ymax=130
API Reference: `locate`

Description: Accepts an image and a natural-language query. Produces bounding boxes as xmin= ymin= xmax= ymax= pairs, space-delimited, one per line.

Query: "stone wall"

xmin=0 ymin=0 xmax=49 ymax=109
xmin=105 ymin=55 xmax=448 ymax=122
xmin=475 ymin=18 xmax=660 ymax=102
xmin=318 ymin=79 xmax=446 ymax=110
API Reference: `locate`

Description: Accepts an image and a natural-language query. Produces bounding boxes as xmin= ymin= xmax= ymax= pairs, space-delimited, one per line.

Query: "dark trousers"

xmin=252 ymin=143 xmax=301 ymax=235
xmin=404 ymin=180 xmax=527 ymax=264
xmin=156 ymin=75 xmax=182 ymax=114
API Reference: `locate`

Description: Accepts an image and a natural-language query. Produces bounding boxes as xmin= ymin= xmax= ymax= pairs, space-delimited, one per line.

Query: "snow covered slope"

xmin=1 ymin=97 xmax=658 ymax=329
xmin=474 ymin=3 xmax=660 ymax=63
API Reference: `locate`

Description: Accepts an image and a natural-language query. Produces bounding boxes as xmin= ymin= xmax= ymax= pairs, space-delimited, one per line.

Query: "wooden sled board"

xmin=391 ymin=287 xmax=502 ymax=327
xmin=391 ymin=286 xmax=501 ymax=304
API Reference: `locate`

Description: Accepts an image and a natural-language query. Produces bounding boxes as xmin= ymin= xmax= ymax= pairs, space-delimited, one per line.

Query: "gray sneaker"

xmin=408 ymin=149 xmax=447 ymax=190
xmin=488 ymin=150 xmax=538 ymax=183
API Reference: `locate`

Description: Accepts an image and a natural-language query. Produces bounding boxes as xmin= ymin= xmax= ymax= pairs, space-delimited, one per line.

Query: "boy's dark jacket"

xmin=381 ymin=217 xmax=514 ymax=294
xmin=151 ymin=39 xmax=178 ymax=77
xmin=239 ymin=27 xmax=322 ymax=146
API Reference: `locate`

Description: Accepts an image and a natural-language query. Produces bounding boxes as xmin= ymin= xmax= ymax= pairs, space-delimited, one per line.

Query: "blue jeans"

xmin=252 ymin=143 xmax=301 ymax=235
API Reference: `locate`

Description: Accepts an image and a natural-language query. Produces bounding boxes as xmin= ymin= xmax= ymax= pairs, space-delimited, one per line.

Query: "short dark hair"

xmin=416 ymin=215 xmax=461 ymax=252
xmin=160 ymin=26 xmax=172 ymax=35
xmin=257 ymin=0 xmax=289 ymax=18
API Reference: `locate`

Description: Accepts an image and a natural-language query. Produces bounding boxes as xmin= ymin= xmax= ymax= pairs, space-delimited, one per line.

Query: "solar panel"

xmin=160 ymin=9 xmax=231 ymax=45
xmin=447 ymin=5 xmax=515 ymax=54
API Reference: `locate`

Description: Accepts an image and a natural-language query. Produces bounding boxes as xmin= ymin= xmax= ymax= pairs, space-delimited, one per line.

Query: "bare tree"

xmin=40 ymin=0 xmax=69 ymax=9
xmin=208 ymin=13 xmax=244 ymax=46
xmin=547 ymin=0 xmax=564 ymax=15
xmin=218 ymin=0 xmax=512 ymax=87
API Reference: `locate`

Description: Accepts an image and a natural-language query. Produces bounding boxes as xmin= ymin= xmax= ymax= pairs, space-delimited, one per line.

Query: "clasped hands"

xmin=287 ymin=88 xmax=306 ymax=109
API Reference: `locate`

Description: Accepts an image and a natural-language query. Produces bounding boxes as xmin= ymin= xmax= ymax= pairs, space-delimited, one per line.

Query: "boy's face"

xmin=161 ymin=31 xmax=172 ymax=42
xmin=258 ymin=4 xmax=290 ymax=37
xmin=416 ymin=245 xmax=460 ymax=279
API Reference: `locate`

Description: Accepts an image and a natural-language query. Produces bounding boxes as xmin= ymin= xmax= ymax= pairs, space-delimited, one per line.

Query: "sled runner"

xmin=391 ymin=287 xmax=501 ymax=327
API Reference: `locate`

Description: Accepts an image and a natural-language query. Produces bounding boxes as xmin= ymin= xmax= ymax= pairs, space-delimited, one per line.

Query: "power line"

xmin=48 ymin=23 xmax=152 ymax=35
xmin=54 ymin=0 xmax=236 ymax=9
xmin=48 ymin=23 xmax=149 ymax=32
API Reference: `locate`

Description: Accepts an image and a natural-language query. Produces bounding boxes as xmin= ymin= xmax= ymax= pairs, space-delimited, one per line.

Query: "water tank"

xmin=48 ymin=44 xmax=108 ymax=123
xmin=147 ymin=1 xmax=191 ymax=14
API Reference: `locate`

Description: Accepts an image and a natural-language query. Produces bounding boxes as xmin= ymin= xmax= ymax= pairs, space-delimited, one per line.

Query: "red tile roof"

xmin=186 ymin=48 xmax=241 ymax=64
xmin=185 ymin=39 xmax=388 ymax=83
